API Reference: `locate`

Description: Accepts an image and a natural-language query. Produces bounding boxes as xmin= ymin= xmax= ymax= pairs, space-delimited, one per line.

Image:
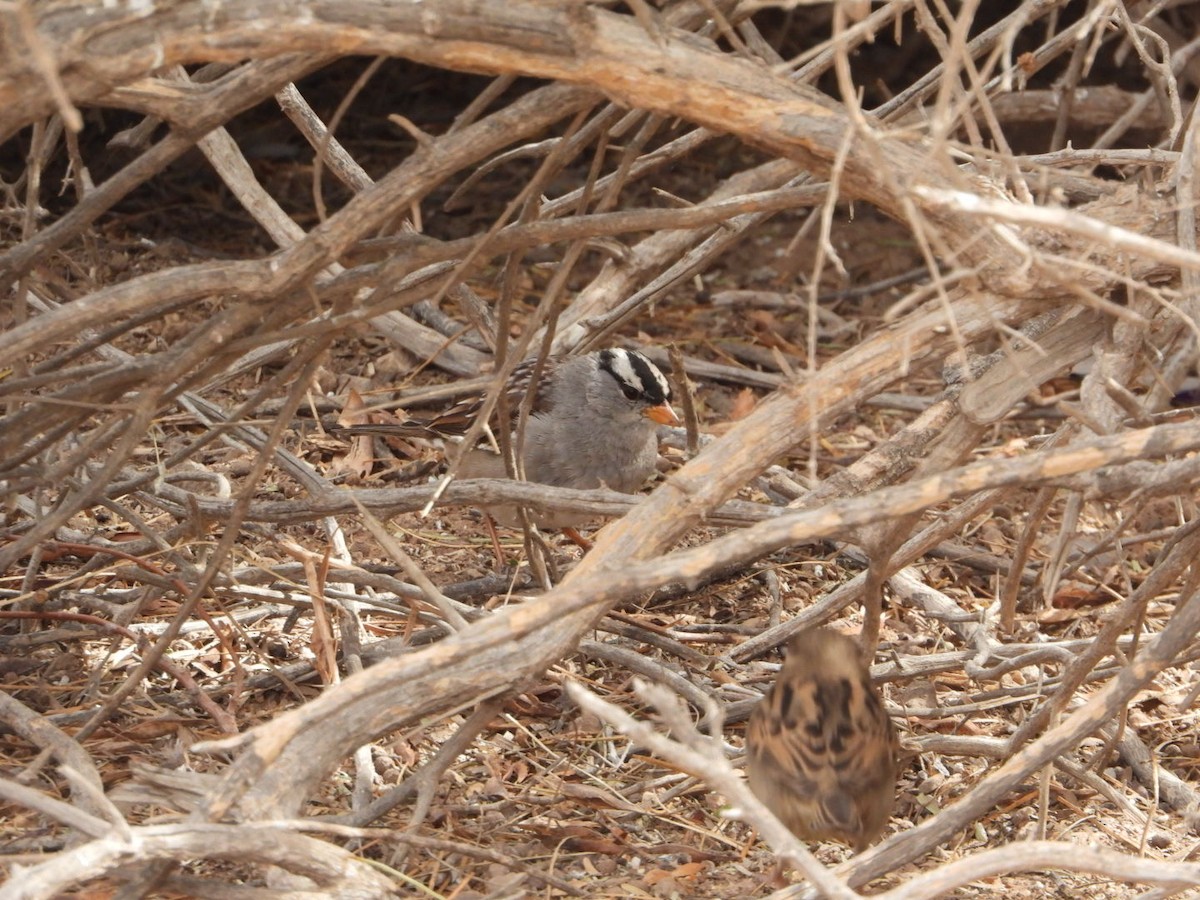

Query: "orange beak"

xmin=645 ymin=402 xmax=681 ymax=425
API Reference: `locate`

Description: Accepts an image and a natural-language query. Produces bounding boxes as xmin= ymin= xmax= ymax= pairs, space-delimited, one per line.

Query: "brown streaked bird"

xmin=745 ymin=628 xmax=899 ymax=853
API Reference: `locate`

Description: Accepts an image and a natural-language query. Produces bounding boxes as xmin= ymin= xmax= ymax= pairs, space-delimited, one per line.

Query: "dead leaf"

xmin=518 ymin=822 xmax=627 ymax=855
xmin=303 ymin=549 xmax=338 ymax=686
xmin=558 ymin=780 xmax=643 ymax=813
xmin=505 ymin=689 xmax=563 ymax=718
xmin=1050 ymin=582 xmax=1108 ymax=610
xmin=1037 ymin=607 xmax=1087 ymax=624
xmin=644 ymin=861 xmax=706 ymax=885
xmin=335 ymin=387 xmax=369 ymax=428
xmin=327 ymin=388 xmax=378 ymax=479
xmin=728 ymin=387 xmax=758 ymax=421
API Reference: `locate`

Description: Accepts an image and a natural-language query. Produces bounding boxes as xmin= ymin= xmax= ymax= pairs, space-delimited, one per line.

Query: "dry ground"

xmin=3 ymin=2 xmax=1200 ymax=898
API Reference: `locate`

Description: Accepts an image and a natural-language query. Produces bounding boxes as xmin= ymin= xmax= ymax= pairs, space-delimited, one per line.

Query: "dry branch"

xmin=4 ymin=0 xmax=1200 ymax=896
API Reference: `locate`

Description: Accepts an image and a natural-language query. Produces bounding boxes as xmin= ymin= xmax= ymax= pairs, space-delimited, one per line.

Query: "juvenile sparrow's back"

xmin=745 ymin=628 xmax=899 ymax=852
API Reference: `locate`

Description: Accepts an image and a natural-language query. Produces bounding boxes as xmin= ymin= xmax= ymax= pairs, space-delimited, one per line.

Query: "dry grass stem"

xmin=3 ymin=1 xmax=1200 ymax=896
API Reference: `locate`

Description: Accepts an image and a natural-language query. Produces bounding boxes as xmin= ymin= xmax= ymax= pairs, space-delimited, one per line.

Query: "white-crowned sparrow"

xmin=744 ymin=628 xmax=899 ymax=853
xmin=348 ymin=348 xmax=679 ymax=527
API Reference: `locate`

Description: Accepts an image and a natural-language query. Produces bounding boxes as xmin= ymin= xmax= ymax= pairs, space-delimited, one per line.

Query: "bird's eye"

xmin=621 ymin=384 xmax=640 ymax=401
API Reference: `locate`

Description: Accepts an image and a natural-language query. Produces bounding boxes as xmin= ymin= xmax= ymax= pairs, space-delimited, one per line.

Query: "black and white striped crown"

xmin=337 ymin=348 xmax=673 ymax=442
xmin=597 ymin=348 xmax=672 ymax=406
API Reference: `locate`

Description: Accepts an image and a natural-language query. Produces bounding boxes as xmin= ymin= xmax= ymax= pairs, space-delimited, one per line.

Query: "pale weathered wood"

xmin=4 ymin=1 xmax=1200 ymax=895
xmin=0 ymin=0 xmax=1131 ymax=289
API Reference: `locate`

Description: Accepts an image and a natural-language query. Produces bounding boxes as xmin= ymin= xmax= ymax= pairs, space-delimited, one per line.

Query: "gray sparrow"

xmin=346 ymin=348 xmax=679 ymax=528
